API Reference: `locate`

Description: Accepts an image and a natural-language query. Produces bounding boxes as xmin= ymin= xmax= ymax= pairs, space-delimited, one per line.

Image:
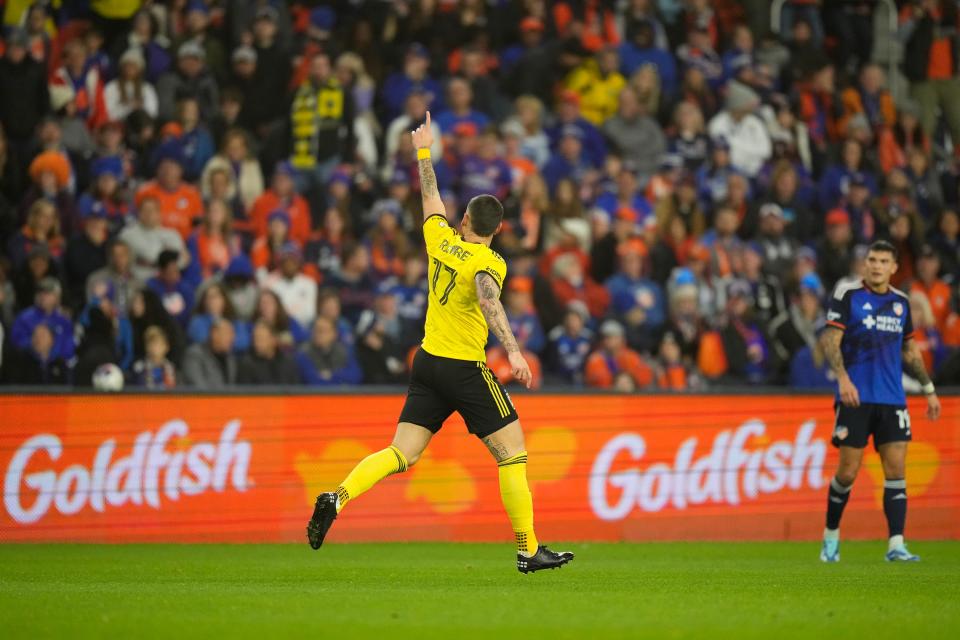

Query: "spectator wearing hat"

xmin=605 ymin=238 xmax=666 ymax=352
xmin=224 ymin=45 xmax=264 ymax=134
xmin=63 ymin=204 xmax=110 ymax=309
xmin=547 ymin=90 xmax=607 ymax=169
xmin=76 ymin=156 xmax=130 ymax=236
xmin=249 ymin=2 xmax=292 ymax=130
xmin=900 ymin=0 xmax=960 ymax=149
xmin=817 ymin=208 xmax=855 ymax=293
xmin=603 ymin=86 xmax=666 ymax=180
xmin=135 ymin=140 xmax=204 ymax=240
xmin=7 ymin=200 xmax=64 ymax=271
xmin=11 ymin=277 xmax=74 ymax=363
xmin=546 ymin=303 xmax=593 ymax=384
xmin=694 ymin=136 xmax=738 ymax=209
xmin=355 ymin=284 xmax=408 ymax=384
xmin=49 ymin=37 xmax=109 ymax=130
xmin=120 ymin=195 xmax=190 ymax=283
xmin=770 ymin=272 xmax=826 ymax=381
xmin=364 ymin=200 xmax=410 ymax=283
xmin=679 ymin=24 xmax=724 ymax=88
xmin=755 ymin=203 xmax=798 ymax=282
xmin=501 ymin=18 xmax=561 ymax=104
xmin=382 ymin=43 xmax=445 ymax=122
xmin=104 ymin=48 xmax=158 ymax=121
xmin=173 ymin=1 xmax=226 ymax=84
xmin=221 ymin=254 xmax=259 ymax=322
xmin=542 ymin=125 xmax=595 ymax=194
xmin=20 ymin=150 xmax=76 ymax=233
xmin=619 ymin=19 xmax=677 ymax=94
xmin=719 ymin=278 xmax=771 ymax=385
xmin=296 ymin=316 xmax=363 ymax=386
xmin=187 ymin=282 xmax=251 ymax=352
xmin=250 ymin=162 xmax=311 ymax=245
xmin=707 ymin=81 xmax=770 ymax=178
xmin=251 ymin=210 xmax=294 ymax=275
xmin=146 ymin=249 xmax=195 ymax=327
xmin=0 ymin=27 xmax=50 ymax=154
xmin=156 ymin=40 xmax=220 ymax=123
xmin=912 ymin=244 xmax=952 ymax=332
xmin=740 ymin=242 xmax=787 ymax=328
xmin=289 ymin=52 xmax=355 ymax=207
xmin=85 ymin=239 xmax=136 ymax=316
xmin=260 ymin=241 xmax=317 ymax=330
xmin=585 ymin=319 xmax=653 ymax=390
xmin=181 ymin=317 xmax=239 ymax=388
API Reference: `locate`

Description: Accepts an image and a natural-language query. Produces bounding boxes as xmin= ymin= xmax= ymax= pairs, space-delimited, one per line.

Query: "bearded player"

xmin=306 ymin=112 xmax=574 ymax=573
xmin=820 ymin=240 xmax=941 ymax=562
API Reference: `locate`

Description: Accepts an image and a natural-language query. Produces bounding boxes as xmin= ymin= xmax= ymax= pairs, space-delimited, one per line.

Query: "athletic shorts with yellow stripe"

xmin=398 ymin=347 xmax=518 ymax=438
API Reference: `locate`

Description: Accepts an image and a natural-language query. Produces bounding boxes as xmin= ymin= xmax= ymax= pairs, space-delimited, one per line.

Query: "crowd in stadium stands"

xmin=0 ymin=0 xmax=959 ymax=392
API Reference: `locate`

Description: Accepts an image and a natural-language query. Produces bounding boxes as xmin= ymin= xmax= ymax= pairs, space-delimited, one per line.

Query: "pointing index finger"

xmin=425 ymin=110 xmax=431 ymax=127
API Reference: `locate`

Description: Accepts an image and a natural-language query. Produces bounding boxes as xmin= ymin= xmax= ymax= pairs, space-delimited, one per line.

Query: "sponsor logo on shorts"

xmin=834 ymin=426 xmax=849 ymax=441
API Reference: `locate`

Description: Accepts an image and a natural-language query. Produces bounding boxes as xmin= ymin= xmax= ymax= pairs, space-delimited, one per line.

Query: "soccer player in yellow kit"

xmin=307 ymin=113 xmax=574 ymax=573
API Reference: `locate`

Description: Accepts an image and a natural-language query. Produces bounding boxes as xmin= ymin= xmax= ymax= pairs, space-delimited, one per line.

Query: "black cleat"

xmin=306 ymin=492 xmax=338 ymax=550
xmin=516 ymin=545 xmax=575 ymax=574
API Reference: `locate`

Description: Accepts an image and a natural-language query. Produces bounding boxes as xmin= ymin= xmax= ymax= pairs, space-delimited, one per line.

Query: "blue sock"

xmin=883 ymin=479 xmax=907 ymax=538
xmin=826 ymin=476 xmax=852 ymax=530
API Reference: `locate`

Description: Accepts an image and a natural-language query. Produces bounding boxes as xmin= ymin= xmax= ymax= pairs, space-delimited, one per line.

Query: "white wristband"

xmin=922 ymin=382 xmax=935 ymax=396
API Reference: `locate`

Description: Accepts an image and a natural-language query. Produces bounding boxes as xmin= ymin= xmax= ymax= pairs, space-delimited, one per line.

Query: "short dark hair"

xmin=466 ymin=195 xmax=504 ymax=237
xmin=157 ymin=250 xmax=179 ymax=270
xmin=868 ymin=239 xmax=898 ymax=259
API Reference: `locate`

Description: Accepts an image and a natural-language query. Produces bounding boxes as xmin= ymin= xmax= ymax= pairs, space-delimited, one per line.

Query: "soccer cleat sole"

xmin=306 ymin=493 xmax=337 ymax=550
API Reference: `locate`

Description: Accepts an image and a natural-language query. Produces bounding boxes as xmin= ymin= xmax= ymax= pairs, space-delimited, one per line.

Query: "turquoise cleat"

xmin=820 ymin=538 xmax=840 ymax=563
xmin=885 ymin=545 xmax=920 ymax=562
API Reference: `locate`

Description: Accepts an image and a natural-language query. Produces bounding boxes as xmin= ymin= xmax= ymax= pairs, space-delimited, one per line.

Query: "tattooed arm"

xmin=821 ymin=326 xmax=860 ymax=407
xmin=903 ymin=338 xmax=942 ymax=420
xmin=476 ymin=272 xmax=532 ymax=387
xmin=410 ymin=111 xmax=445 ymax=218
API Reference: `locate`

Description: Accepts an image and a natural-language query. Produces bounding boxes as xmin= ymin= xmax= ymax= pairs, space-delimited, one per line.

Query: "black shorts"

xmin=398 ymin=348 xmax=519 ymax=439
xmin=832 ymin=402 xmax=912 ymax=450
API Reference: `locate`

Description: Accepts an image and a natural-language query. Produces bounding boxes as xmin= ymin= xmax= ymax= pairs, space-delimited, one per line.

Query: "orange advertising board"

xmin=1 ymin=394 xmax=957 ymax=543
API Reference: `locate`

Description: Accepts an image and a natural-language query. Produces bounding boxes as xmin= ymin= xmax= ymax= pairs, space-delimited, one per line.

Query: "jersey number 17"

xmin=431 ymin=258 xmax=458 ymax=305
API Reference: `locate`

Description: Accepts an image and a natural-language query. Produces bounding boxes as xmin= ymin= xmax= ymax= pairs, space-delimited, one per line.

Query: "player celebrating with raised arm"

xmin=819 ymin=240 xmax=941 ymax=563
xmin=307 ymin=112 xmax=574 ymax=573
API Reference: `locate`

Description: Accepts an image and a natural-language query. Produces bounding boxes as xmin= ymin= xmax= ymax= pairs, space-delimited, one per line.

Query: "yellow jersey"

xmin=420 ymin=214 xmax=507 ymax=361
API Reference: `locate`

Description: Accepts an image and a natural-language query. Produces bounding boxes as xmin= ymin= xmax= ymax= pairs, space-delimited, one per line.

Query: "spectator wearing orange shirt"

xmin=911 ymin=244 xmax=951 ymax=331
xmin=135 ymin=141 xmax=203 ymax=240
xmin=249 ymin=161 xmax=312 ymax=245
xmin=550 ymin=252 xmax=610 ymax=320
xmin=585 ymin=319 xmax=653 ymax=390
xmin=839 ymin=64 xmax=896 ymax=133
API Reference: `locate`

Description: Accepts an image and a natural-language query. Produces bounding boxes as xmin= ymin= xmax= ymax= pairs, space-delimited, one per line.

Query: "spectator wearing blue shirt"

xmin=817 ymin=141 xmax=877 ymax=212
xmin=605 ymin=239 xmax=666 ymax=353
xmin=594 ymin=166 xmax=653 ymax=222
xmin=11 ymin=278 xmax=75 ymax=364
xmin=146 ymin=250 xmax=195 ymax=327
xmin=547 ymin=302 xmax=594 ymax=385
xmin=381 ymin=43 xmax=444 ymax=122
xmin=296 ymin=316 xmax=362 ymax=385
xmin=500 ymin=276 xmax=546 ymax=355
xmin=619 ymin=20 xmax=677 ymax=95
xmin=547 ymin=90 xmax=607 ymax=168
xmin=388 ymin=254 xmax=429 ymax=331
xmin=434 ymin=77 xmax=490 ymax=135
xmin=542 ymin=126 xmax=595 ymax=194
xmin=456 ymin=129 xmax=512 ymax=204
xmin=187 ymin=282 xmax=251 ymax=352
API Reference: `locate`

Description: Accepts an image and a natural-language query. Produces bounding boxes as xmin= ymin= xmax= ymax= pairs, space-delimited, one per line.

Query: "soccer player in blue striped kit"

xmin=819 ymin=240 xmax=941 ymax=562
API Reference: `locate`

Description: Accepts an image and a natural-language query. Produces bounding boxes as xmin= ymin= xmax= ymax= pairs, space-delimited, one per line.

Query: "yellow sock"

xmin=497 ymin=451 xmax=539 ymax=557
xmin=335 ymin=445 xmax=408 ymax=513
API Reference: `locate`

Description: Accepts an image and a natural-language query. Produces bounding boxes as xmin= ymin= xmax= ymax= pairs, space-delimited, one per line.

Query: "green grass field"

xmin=1 ymin=542 xmax=958 ymax=639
